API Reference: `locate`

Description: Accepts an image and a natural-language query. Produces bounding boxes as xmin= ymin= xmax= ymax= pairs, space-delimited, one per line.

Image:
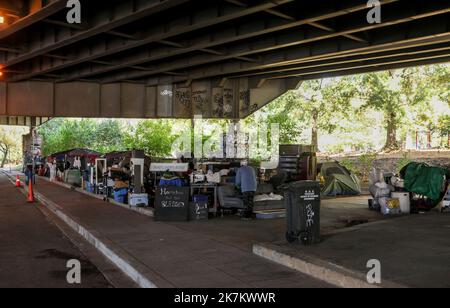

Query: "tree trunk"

xmin=427 ymin=131 xmax=432 ymax=149
xmin=384 ymin=112 xmax=399 ymax=151
xmin=0 ymin=148 xmax=8 ymax=168
xmin=311 ymin=110 xmax=319 ymax=150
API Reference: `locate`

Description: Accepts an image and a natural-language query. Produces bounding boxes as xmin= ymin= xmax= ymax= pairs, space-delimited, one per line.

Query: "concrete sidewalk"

xmin=256 ymin=212 xmax=450 ymax=288
xmin=0 ymin=174 xmax=111 ymax=288
xmin=17 ymin=175 xmax=332 ymax=288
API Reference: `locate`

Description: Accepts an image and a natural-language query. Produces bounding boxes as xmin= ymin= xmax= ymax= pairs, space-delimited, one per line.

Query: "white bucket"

xmin=392 ymin=192 xmax=411 ymax=214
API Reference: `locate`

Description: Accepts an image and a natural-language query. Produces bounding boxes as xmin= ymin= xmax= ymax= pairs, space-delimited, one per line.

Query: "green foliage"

xmin=358 ymin=152 xmax=378 ymax=181
xmin=94 ymin=120 xmax=126 ymax=153
xmin=35 ymin=64 xmax=449 ymax=158
xmin=123 ymin=120 xmax=177 ymax=157
xmin=433 ymin=115 xmax=450 ymax=136
xmin=0 ymin=126 xmax=29 ymax=167
xmin=245 ymin=76 xmax=359 ymax=149
xmin=39 ymin=119 xmax=179 ymax=158
xmin=429 ymin=64 xmax=450 ymax=103
xmin=359 ymin=66 xmax=448 ymax=150
xmin=39 ymin=119 xmax=125 ymax=156
xmin=340 ymin=159 xmax=357 ymax=175
xmin=244 ymin=91 xmax=304 ymax=145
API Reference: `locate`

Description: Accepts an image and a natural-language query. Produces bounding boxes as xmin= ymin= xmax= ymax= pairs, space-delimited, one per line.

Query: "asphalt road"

xmin=0 ymin=173 xmax=111 ymax=288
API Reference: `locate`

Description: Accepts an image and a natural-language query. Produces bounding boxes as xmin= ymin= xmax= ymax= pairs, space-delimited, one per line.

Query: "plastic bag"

xmin=369 ymin=184 xmax=394 ymax=198
xmin=380 ymin=198 xmax=401 ymax=215
xmin=369 ymin=168 xmax=384 ymax=185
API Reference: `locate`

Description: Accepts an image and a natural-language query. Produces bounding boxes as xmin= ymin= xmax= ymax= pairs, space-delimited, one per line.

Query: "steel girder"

xmin=0 ymin=0 xmax=449 ymax=120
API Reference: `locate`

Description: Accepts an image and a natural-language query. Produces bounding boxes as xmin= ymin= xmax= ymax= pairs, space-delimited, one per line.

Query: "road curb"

xmin=34 ymin=191 xmax=159 ymax=288
xmin=253 ymin=243 xmax=406 ymax=288
xmin=38 ymin=176 xmax=154 ymax=217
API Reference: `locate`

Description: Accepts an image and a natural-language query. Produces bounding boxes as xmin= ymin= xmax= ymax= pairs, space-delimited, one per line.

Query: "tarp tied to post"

xmin=401 ymin=163 xmax=450 ymax=203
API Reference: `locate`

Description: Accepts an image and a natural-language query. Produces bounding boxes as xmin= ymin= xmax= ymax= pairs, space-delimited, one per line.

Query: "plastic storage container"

xmin=193 ymin=195 xmax=209 ymax=203
xmin=65 ymin=170 xmax=81 ymax=186
xmin=129 ymin=193 xmax=149 ymax=207
xmin=114 ymin=188 xmax=128 ymax=204
xmin=86 ymin=182 xmax=94 ymax=193
xmin=283 ymin=181 xmax=321 ymax=245
xmin=391 ymin=192 xmax=411 ymax=214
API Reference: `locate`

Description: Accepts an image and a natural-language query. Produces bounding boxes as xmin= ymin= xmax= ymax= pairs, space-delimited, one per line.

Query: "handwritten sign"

xmin=155 ymin=186 xmax=189 ymax=221
xmin=150 ymin=163 xmax=189 ymax=172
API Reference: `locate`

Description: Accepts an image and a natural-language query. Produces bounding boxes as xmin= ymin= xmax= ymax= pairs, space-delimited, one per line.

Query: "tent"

xmin=318 ymin=161 xmax=361 ymax=196
xmin=48 ymin=148 xmax=103 ymax=171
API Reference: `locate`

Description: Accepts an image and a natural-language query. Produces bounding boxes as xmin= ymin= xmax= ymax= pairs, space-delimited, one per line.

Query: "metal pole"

xmin=31 ymin=126 xmax=36 ymax=185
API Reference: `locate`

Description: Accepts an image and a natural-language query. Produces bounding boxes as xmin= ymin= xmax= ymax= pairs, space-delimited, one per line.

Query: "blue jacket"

xmin=236 ymin=166 xmax=257 ymax=193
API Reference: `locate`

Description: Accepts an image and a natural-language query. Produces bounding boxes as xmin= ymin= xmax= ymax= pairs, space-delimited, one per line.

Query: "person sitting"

xmin=235 ymin=160 xmax=257 ymax=220
xmin=268 ymin=169 xmax=288 ymax=193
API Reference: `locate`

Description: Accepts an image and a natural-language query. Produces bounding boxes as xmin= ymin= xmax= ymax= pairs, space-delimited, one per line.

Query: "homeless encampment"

xmin=318 ymin=161 xmax=361 ymax=196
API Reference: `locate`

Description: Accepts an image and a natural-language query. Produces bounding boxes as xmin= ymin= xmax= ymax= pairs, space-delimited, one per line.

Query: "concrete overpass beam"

xmin=0 ymin=74 xmax=299 ymax=120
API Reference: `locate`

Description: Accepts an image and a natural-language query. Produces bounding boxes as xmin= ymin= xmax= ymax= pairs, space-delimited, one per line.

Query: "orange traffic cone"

xmin=27 ymin=179 xmax=35 ymax=203
xmin=15 ymin=175 xmax=21 ymax=187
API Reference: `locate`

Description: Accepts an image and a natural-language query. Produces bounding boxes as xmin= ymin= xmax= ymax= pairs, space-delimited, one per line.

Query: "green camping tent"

xmin=318 ymin=161 xmax=361 ymax=197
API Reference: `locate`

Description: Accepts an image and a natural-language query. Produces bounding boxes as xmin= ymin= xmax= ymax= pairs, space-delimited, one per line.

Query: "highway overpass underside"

xmin=0 ymin=0 xmax=449 ymax=125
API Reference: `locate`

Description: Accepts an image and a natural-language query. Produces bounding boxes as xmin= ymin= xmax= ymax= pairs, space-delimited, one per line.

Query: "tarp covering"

xmin=319 ymin=161 xmax=361 ymax=196
xmin=102 ymin=151 xmax=133 ymax=159
xmin=400 ymin=162 xmax=450 ymax=202
xmin=51 ymin=148 xmax=102 ymax=159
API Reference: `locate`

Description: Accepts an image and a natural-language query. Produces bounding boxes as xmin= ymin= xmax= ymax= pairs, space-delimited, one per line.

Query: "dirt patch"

xmin=344 ymin=219 xmax=370 ymax=228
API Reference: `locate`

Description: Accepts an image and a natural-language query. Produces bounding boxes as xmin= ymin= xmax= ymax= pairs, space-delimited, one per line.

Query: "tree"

xmin=38 ymin=119 xmax=126 ymax=156
xmin=290 ymin=78 xmax=358 ymax=149
xmin=244 ymin=77 xmax=359 ymax=150
xmin=92 ymin=120 xmax=125 ymax=153
xmin=123 ymin=120 xmax=177 ymax=157
xmin=430 ymin=64 xmax=450 ymax=103
xmin=244 ymin=91 xmax=305 ymax=145
xmin=0 ymin=126 xmax=28 ymax=168
xmin=433 ymin=115 xmax=450 ymax=148
xmin=359 ymin=67 xmax=439 ymax=150
xmin=0 ymin=128 xmax=15 ymax=167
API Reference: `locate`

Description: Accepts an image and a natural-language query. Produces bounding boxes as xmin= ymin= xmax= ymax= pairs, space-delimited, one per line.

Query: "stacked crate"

xmin=278 ymin=145 xmax=317 ymax=182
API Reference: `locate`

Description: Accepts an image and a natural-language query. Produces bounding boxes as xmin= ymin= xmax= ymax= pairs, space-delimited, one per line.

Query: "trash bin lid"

xmin=280 ymin=181 xmax=320 ymax=191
